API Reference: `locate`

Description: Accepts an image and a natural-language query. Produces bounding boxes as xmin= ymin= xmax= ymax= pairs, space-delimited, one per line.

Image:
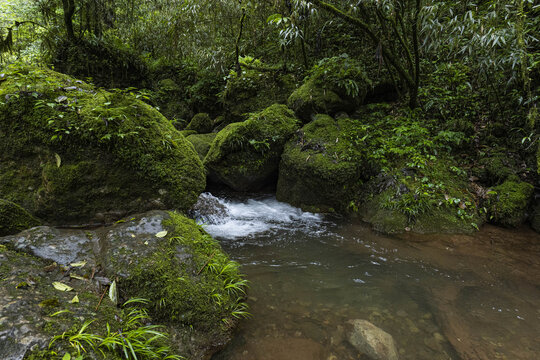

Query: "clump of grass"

xmin=50 ymin=298 xmax=183 ymax=360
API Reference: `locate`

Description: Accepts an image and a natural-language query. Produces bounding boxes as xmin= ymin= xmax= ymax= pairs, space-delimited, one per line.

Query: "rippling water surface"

xmin=193 ymin=193 xmax=540 ymax=360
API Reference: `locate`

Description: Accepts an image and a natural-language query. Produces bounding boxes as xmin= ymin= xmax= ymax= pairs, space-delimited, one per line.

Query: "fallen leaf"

xmin=155 ymin=230 xmax=167 ymax=238
xmin=16 ymin=281 xmax=29 ymax=289
xmin=52 ymin=282 xmax=73 ymax=292
xmin=144 ymin=240 xmax=149 ymax=245
xmin=70 ymin=260 xmax=87 ymax=267
xmin=109 ymin=280 xmax=118 ymax=305
xmin=70 ymin=274 xmax=86 ymax=281
xmin=70 ymin=295 xmax=79 ymax=304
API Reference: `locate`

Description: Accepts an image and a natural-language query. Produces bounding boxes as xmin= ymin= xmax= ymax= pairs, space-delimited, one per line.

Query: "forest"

xmin=0 ymin=0 xmax=539 ymax=359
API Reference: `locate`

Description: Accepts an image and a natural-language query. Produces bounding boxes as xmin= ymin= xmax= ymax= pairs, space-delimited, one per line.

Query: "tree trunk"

xmin=235 ymin=8 xmax=246 ymax=74
xmin=62 ymin=0 xmax=76 ymax=41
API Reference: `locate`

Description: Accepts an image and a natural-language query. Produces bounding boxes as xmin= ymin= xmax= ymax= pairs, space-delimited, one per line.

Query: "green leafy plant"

xmin=49 ymin=298 xmax=183 ymax=360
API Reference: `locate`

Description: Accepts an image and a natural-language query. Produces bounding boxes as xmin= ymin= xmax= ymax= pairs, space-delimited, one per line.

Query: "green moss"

xmin=122 ymin=212 xmax=247 ymax=331
xmin=278 ymin=104 xmax=483 ymax=233
xmin=185 ymin=113 xmax=213 ymax=133
xmin=287 ymin=55 xmax=371 ymax=121
xmin=204 ymin=104 xmax=300 ymax=191
xmin=0 ymin=64 xmax=205 ymax=223
xmin=277 ymin=114 xmax=364 ymax=212
xmin=473 ymin=152 xmax=516 ymax=185
xmin=0 ymin=199 xmax=40 ymax=236
xmin=186 ymin=133 xmax=217 ymax=160
xmin=487 ymin=177 xmax=534 ymax=227
xmin=222 ymin=67 xmax=296 ymax=121
xmin=287 ymin=79 xmax=346 ymax=122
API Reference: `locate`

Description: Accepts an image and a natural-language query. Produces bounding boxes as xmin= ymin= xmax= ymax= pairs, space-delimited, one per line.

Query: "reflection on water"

xmin=193 ymin=193 xmax=540 ymax=360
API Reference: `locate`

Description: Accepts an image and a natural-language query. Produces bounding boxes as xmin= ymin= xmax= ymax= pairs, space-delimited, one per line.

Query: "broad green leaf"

xmin=70 ymin=295 xmax=79 ymax=304
xmin=52 ymin=282 xmax=73 ymax=292
xmin=62 ymin=353 xmax=71 ymax=360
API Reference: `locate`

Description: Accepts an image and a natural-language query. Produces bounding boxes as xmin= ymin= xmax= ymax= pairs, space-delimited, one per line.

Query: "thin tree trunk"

xmin=62 ymin=0 xmax=76 ymax=41
xmin=235 ymin=8 xmax=246 ymax=74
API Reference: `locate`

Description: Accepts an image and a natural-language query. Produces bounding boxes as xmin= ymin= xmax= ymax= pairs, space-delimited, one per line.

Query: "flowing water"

xmin=192 ymin=193 xmax=540 ymax=360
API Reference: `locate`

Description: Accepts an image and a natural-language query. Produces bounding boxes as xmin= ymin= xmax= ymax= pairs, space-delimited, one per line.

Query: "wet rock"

xmin=0 ymin=211 xmax=246 ymax=360
xmin=1 ymin=226 xmax=97 ymax=269
xmin=346 ymin=319 xmax=399 ymax=360
xmin=189 ymin=193 xmax=230 ymax=224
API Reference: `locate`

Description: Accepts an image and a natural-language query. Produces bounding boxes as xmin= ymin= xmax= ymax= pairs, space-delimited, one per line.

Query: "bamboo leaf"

xmin=53 ymin=282 xmax=73 ymax=292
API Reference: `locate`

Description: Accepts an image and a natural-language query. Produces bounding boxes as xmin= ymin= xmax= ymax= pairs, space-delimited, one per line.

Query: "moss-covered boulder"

xmin=487 ymin=177 xmax=534 ymax=227
xmin=0 ymin=199 xmax=40 ymax=236
xmin=277 ymin=104 xmax=482 ymax=233
xmin=277 ymin=115 xmax=365 ymax=212
xmin=0 ymin=210 xmax=247 ymax=359
xmin=186 ymin=133 xmax=217 ymax=160
xmin=288 ymin=55 xmax=371 ymax=122
xmin=0 ymin=64 xmax=205 ymax=224
xmin=204 ymin=104 xmax=300 ymax=191
xmin=185 ymin=112 xmax=213 ymax=133
xmin=222 ymin=60 xmax=296 ymax=121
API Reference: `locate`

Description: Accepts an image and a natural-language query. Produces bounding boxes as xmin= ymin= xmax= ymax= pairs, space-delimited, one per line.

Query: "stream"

xmin=192 ymin=192 xmax=540 ymax=360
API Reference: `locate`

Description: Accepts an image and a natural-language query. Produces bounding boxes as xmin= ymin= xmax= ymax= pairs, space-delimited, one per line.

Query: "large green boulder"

xmin=221 ymin=59 xmax=296 ymax=121
xmin=0 ymin=199 xmax=40 ymax=236
xmin=185 ymin=112 xmax=213 ymax=133
xmin=277 ymin=115 xmax=365 ymax=212
xmin=0 ymin=65 xmax=205 ymax=224
xmin=277 ymin=104 xmax=481 ymax=234
xmin=288 ymin=55 xmax=371 ymax=122
xmin=487 ymin=177 xmax=534 ymax=227
xmin=204 ymin=104 xmax=300 ymax=191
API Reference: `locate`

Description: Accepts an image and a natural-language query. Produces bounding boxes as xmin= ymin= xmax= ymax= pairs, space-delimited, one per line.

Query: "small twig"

xmin=96 ymin=287 xmax=107 ymax=311
xmin=197 ymin=251 xmax=216 ymax=275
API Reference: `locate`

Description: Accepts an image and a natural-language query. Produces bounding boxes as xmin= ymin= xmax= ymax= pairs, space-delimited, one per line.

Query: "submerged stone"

xmin=0 ymin=65 xmax=205 ymax=225
xmin=346 ymin=319 xmax=399 ymax=360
